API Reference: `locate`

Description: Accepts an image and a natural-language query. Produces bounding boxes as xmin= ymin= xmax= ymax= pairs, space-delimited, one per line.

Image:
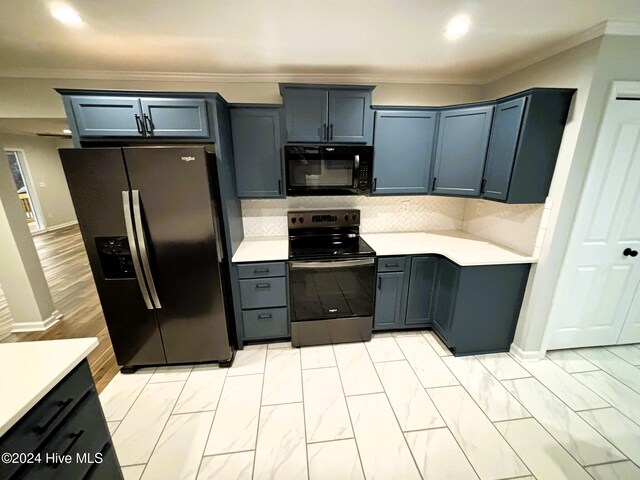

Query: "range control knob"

xmin=344 ymin=214 xmax=349 ymax=221
xmin=291 ymin=217 xmax=296 ymax=224
xmin=352 ymin=214 xmax=358 ymax=221
xmin=299 ymin=217 xmax=304 ymax=224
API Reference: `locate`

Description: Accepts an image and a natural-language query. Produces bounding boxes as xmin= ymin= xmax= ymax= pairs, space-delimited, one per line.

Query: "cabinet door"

xmin=140 ymin=98 xmax=209 ymax=138
xmin=372 ymin=110 xmax=437 ymax=195
xmin=328 ymin=89 xmax=372 ymax=143
xmin=374 ymin=272 xmax=404 ymax=330
xmin=231 ymin=108 xmax=283 ymax=198
xmin=70 ymin=96 xmax=143 ymax=137
xmin=482 ymin=97 xmax=527 ymax=201
xmin=432 ymin=105 xmax=494 ymax=197
xmin=284 ymin=88 xmax=328 ymax=142
xmin=405 ymin=257 xmax=438 ymax=326
xmin=432 ymin=258 xmax=460 ymax=340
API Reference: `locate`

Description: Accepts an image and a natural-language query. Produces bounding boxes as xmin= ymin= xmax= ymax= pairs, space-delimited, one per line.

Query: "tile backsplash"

xmin=462 ymin=199 xmax=546 ymax=256
xmin=241 ymin=196 xmax=467 ymax=236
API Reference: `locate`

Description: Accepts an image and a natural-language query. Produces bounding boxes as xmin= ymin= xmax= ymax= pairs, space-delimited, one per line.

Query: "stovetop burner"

xmin=287 ymin=209 xmax=376 ymax=260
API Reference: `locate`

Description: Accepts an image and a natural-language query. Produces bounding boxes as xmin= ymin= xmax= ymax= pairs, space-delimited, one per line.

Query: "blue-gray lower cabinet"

xmin=405 ymin=256 xmax=438 ymax=326
xmin=372 ymin=110 xmax=437 ymax=195
xmin=140 ymin=98 xmax=209 ymax=138
xmin=374 ymin=271 xmax=406 ymax=330
xmin=0 ymin=360 xmax=123 ymax=480
xmin=431 ymin=105 xmax=494 ymax=197
xmin=231 ymin=107 xmax=283 ymax=198
xmin=236 ymin=261 xmax=290 ymax=343
xmin=432 ymin=258 xmax=531 ymax=355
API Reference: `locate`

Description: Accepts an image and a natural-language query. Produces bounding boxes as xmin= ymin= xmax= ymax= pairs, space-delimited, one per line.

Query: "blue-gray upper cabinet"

xmin=281 ymin=86 xmax=373 ymax=143
xmin=140 ymin=98 xmax=209 ymax=138
xmin=372 ymin=110 xmax=437 ymax=195
xmin=481 ymin=97 xmax=526 ymax=201
xmin=482 ymin=89 xmax=575 ymax=203
xmin=431 ymin=105 xmax=494 ymax=197
xmin=405 ymin=256 xmax=438 ymax=326
xmin=70 ymin=96 xmax=144 ymax=137
xmin=283 ymin=88 xmax=328 ymax=143
xmin=327 ymin=89 xmax=373 ymax=143
xmin=231 ymin=107 xmax=283 ymax=198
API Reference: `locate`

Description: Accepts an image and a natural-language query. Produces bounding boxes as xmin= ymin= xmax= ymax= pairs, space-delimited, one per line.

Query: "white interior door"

xmin=547 ymin=88 xmax=640 ymax=349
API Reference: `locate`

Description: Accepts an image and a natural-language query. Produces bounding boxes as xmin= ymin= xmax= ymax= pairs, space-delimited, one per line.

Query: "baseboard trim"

xmin=11 ymin=310 xmax=63 ymax=333
xmin=510 ymin=343 xmax=546 ymax=362
xmin=46 ymin=220 xmax=78 ymax=232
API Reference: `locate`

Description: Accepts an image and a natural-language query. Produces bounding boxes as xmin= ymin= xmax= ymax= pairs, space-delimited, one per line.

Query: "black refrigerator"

xmin=60 ymin=146 xmax=235 ymax=370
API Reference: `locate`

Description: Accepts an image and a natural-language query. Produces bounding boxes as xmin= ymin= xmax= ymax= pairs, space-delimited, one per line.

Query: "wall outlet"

xmin=402 ymin=200 xmax=410 ymax=212
xmin=39 ymin=181 xmax=47 ymax=188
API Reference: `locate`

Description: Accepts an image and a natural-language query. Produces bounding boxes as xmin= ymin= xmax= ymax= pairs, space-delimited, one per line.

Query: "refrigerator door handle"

xmin=122 ymin=191 xmax=154 ymax=310
xmin=212 ymin=214 xmax=224 ymax=263
xmin=131 ymin=190 xmax=163 ymax=309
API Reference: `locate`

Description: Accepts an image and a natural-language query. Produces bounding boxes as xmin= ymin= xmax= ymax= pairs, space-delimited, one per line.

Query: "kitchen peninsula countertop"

xmin=231 ymin=230 xmax=536 ymax=266
xmin=0 ymin=338 xmax=98 ymax=437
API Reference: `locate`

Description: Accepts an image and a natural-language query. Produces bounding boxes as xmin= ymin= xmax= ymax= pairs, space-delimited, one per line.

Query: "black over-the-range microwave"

xmin=285 ymin=145 xmax=373 ymax=196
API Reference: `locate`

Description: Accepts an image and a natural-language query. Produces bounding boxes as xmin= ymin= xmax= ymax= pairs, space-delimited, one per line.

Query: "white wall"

xmin=0 ymin=133 xmax=76 ymax=229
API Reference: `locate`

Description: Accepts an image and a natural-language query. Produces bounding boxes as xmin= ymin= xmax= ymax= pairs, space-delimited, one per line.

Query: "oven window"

xmin=290 ymin=262 xmax=375 ymax=321
xmin=288 ymin=158 xmax=354 ymax=187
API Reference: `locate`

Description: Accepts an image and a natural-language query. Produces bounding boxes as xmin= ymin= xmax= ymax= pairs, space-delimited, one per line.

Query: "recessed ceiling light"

xmin=445 ymin=15 xmax=471 ymax=40
xmin=62 ymin=129 xmax=72 ymax=134
xmin=50 ymin=3 xmax=84 ymax=27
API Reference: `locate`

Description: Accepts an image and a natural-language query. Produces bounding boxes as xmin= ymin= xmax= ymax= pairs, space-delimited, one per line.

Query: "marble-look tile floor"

xmin=99 ymin=331 xmax=640 ymax=480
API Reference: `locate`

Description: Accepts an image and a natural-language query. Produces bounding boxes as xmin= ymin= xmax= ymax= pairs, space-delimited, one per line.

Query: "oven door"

xmin=288 ymin=257 xmax=375 ymax=346
xmin=286 ymin=146 xmax=361 ymax=195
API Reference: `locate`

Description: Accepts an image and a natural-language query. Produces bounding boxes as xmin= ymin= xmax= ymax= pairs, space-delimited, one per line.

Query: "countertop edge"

xmin=0 ymin=337 xmax=99 ymax=438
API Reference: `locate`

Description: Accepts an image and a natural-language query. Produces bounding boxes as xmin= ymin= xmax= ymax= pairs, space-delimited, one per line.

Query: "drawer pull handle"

xmin=385 ymin=263 xmax=399 ymax=268
xmin=33 ymin=398 xmax=74 ymax=435
xmin=257 ymin=314 xmax=273 ymax=319
xmin=253 ymin=268 xmax=270 ymax=274
xmin=50 ymin=430 xmax=84 ymax=469
xmin=255 ymin=283 xmax=271 ymax=289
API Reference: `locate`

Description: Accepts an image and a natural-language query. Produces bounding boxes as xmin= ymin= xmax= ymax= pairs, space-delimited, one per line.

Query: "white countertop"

xmin=0 ymin=338 xmax=98 ymax=437
xmin=232 ymin=230 xmax=536 ymax=266
xmin=361 ymin=230 xmax=536 ymax=266
xmin=232 ymin=235 xmax=289 ymax=263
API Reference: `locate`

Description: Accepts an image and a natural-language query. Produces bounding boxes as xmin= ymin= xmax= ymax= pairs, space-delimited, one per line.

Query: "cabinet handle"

xmin=373 ymin=178 xmax=377 ymax=191
xmin=480 ymin=178 xmax=487 ymax=195
xmin=385 ymin=263 xmax=399 ymax=268
xmin=143 ymin=114 xmax=153 ymax=135
xmin=377 ymin=277 xmax=382 ymax=290
xmin=329 ymin=123 xmax=334 ymax=140
xmin=253 ymin=268 xmax=270 ymax=273
xmin=255 ymin=283 xmax=271 ymax=289
xmin=32 ymin=398 xmax=73 ymax=435
xmin=432 ymin=177 xmax=437 ymax=190
xmin=322 ymin=123 xmax=328 ymax=141
xmin=51 ymin=430 xmax=84 ymax=469
xmin=134 ymin=114 xmax=144 ymax=135
xmin=278 ymin=180 xmax=282 ymax=195
xmin=257 ymin=313 xmax=273 ymax=319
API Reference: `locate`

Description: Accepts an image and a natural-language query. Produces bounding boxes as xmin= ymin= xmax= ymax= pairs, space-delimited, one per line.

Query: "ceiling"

xmin=0 ymin=0 xmax=639 ymax=85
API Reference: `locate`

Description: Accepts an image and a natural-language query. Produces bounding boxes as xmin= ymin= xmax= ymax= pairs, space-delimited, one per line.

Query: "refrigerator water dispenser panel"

xmin=95 ymin=236 xmax=136 ymax=279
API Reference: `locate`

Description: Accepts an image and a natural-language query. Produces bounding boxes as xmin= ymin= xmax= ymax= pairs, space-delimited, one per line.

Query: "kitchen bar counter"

xmin=231 ymin=230 xmax=535 ymax=266
xmin=361 ymin=230 xmax=537 ymax=266
xmin=0 ymin=338 xmax=98 ymax=437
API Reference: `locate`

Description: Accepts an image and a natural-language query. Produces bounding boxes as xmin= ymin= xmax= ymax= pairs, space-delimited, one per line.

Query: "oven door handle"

xmin=353 ymin=154 xmax=360 ymax=188
xmin=290 ymin=258 xmax=375 ymax=269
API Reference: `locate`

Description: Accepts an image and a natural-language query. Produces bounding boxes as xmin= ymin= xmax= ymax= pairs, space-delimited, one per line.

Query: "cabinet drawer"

xmin=238 ymin=262 xmax=286 ymax=279
xmin=83 ymin=443 xmax=123 ymax=480
xmin=242 ymin=308 xmax=289 ymax=340
xmin=21 ymin=392 xmax=110 ymax=480
xmin=0 ymin=361 xmax=94 ymax=479
xmin=377 ymin=257 xmax=406 ymax=272
xmin=240 ymin=277 xmax=287 ymax=309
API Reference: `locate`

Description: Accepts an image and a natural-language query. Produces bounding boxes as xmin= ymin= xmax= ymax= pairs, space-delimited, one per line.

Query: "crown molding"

xmin=0 ymin=20 xmax=638 ymax=86
xmin=0 ymin=68 xmax=483 ymax=85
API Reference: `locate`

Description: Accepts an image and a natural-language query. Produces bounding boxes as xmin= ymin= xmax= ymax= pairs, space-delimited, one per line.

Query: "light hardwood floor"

xmin=1 ymin=225 xmax=118 ymax=393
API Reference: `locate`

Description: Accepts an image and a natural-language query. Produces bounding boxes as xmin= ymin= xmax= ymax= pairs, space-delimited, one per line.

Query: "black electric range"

xmin=287 ymin=210 xmax=376 ymax=347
